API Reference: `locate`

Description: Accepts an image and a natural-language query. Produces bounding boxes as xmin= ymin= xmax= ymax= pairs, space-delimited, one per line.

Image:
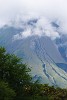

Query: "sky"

xmin=0 ymin=0 xmax=67 ymax=39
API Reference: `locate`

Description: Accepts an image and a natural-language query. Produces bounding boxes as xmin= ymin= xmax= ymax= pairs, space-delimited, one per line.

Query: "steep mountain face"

xmin=55 ymin=35 xmax=67 ymax=61
xmin=54 ymin=35 xmax=67 ymax=72
xmin=0 ymin=25 xmax=67 ymax=88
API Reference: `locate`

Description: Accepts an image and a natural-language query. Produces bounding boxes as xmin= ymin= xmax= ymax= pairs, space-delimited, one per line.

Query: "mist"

xmin=0 ymin=0 xmax=67 ymax=39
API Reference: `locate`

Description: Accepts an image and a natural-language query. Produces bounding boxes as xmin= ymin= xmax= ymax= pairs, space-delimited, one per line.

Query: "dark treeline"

xmin=0 ymin=47 xmax=67 ymax=100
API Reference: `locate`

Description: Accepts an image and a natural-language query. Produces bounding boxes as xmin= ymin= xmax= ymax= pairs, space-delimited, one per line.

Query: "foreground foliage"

xmin=0 ymin=47 xmax=67 ymax=100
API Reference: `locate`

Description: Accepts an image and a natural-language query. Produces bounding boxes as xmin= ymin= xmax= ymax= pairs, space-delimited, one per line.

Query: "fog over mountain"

xmin=0 ymin=0 xmax=67 ymax=39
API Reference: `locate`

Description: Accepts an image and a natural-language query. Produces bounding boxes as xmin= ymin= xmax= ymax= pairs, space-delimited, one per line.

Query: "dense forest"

xmin=0 ymin=47 xmax=67 ymax=100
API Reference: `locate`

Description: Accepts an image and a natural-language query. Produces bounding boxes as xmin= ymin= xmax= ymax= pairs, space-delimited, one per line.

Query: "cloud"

xmin=13 ymin=17 xmax=60 ymax=40
xmin=0 ymin=0 xmax=67 ymax=38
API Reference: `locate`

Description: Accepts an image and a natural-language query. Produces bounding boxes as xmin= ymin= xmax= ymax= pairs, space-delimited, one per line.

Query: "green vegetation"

xmin=0 ymin=47 xmax=67 ymax=100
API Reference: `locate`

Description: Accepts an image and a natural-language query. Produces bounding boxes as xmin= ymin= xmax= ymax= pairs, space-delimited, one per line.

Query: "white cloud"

xmin=0 ymin=0 xmax=67 ymax=38
xmin=13 ymin=17 xmax=60 ymax=40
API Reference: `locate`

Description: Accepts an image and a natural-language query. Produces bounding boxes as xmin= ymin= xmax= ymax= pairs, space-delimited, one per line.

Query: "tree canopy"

xmin=0 ymin=47 xmax=31 ymax=99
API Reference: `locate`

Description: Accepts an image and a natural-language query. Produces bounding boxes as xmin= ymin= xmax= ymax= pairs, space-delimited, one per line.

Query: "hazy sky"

xmin=0 ymin=0 xmax=67 ymax=22
xmin=0 ymin=0 xmax=67 ymax=39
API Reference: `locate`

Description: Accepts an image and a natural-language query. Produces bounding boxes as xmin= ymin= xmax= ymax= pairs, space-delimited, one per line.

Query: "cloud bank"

xmin=0 ymin=0 xmax=67 ymax=39
xmin=13 ymin=17 xmax=60 ymax=40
